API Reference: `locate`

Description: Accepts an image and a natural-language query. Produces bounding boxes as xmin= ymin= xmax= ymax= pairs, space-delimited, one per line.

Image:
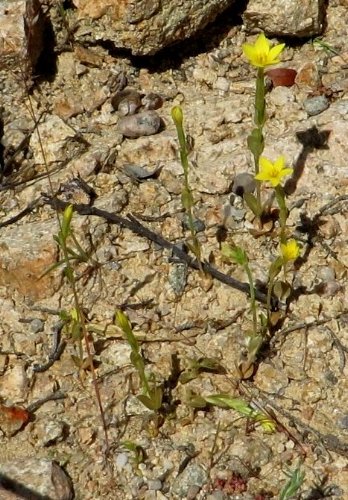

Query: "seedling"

xmin=279 ymin=464 xmax=305 ymax=499
xmin=171 ymin=106 xmax=204 ymax=274
xmin=115 ymin=310 xmax=163 ymax=412
xmin=185 ymin=391 xmax=276 ymax=434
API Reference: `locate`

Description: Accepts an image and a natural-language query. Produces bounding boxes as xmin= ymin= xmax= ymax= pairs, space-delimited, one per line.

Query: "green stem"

xmin=173 ymin=111 xmax=203 ymax=274
xmin=275 ymin=186 xmax=288 ymax=243
xmin=252 ymin=68 xmax=266 ymax=209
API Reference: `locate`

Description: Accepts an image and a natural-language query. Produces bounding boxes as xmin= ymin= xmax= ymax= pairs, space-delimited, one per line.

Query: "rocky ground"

xmin=0 ymin=0 xmax=348 ymax=499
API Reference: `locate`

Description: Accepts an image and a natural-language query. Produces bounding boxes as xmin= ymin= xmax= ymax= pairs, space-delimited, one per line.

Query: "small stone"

xmin=147 ymin=479 xmax=162 ymax=491
xmin=316 ymin=266 xmax=336 ymax=282
xmin=295 ymin=62 xmax=321 ymax=90
xmin=36 ymin=419 xmax=67 ymax=447
xmin=30 ymin=318 xmax=45 ymax=333
xmin=303 ymin=95 xmax=329 ymax=116
xmin=111 ymin=89 xmax=142 ymax=116
xmin=118 ymin=111 xmax=162 ymax=138
xmin=172 ymin=464 xmax=208 ymax=498
xmin=168 ymin=263 xmax=188 ymax=297
xmin=115 ymin=453 xmax=129 ymax=470
xmin=232 ymin=172 xmax=256 ymax=197
xmin=142 ymin=93 xmax=164 ymax=110
xmin=0 ymin=362 xmax=28 ymax=401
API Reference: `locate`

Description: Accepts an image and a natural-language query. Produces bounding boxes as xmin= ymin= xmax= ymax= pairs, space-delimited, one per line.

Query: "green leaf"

xmin=61 ymin=204 xmax=74 ymax=241
xmin=245 ymin=333 xmax=263 ymax=358
xmin=137 ymin=389 xmax=163 ymax=411
xmin=137 ymin=394 xmax=156 ymax=410
xmin=179 ymin=369 xmax=199 ymax=384
xmin=63 ymin=266 xmax=74 ymax=284
xmin=148 ymin=386 xmax=163 ymax=411
xmin=243 ymin=193 xmax=262 ymax=217
xmin=204 ymin=394 xmax=276 ymax=433
xmin=279 ymin=466 xmax=305 ymax=500
xmin=185 ymin=394 xmax=208 ymax=409
xmin=247 ymin=128 xmax=264 ymax=158
xmin=181 ymin=188 xmax=194 ymax=210
xmin=221 ymin=244 xmax=248 ymax=266
xmin=115 ymin=310 xmax=139 ymax=352
xmin=204 ymin=394 xmax=253 ymax=416
xmin=122 ymin=441 xmax=146 ymax=464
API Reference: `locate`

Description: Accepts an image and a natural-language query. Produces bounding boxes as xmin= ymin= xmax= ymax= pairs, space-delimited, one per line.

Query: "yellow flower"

xmin=243 ymin=33 xmax=285 ymax=68
xmin=255 ymin=156 xmax=293 ymax=187
xmin=281 ymin=239 xmax=300 ymax=262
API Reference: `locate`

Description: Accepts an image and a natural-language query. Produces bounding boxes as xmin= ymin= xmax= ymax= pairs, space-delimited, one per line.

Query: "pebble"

xmin=111 ymin=89 xmax=142 ymax=116
xmin=232 ymin=172 xmax=256 ymax=197
xmin=303 ymin=95 xmax=329 ymax=116
xmin=30 ymin=318 xmax=44 ymax=333
xmin=168 ymin=263 xmax=188 ymax=297
xmin=171 ymin=464 xmax=208 ymax=498
xmin=118 ymin=111 xmax=162 ymax=138
xmin=147 ymin=479 xmax=162 ymax=491
xmin=115 ymin=453 xmax=129 ymax=470
xmin=142 ymin=93 xmax=164 ymax=110
xmin=37 ymin=420 xmax=66 ymax=447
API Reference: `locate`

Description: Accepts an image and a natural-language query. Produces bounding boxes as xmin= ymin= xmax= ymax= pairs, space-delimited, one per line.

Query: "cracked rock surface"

xmin=0 ymin=1 xmax=348 ymax=499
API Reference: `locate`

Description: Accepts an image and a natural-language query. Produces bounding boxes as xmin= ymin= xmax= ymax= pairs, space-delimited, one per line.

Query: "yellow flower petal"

xmin=259 ymin=156 xmax=274 ymax=170
xmin=273 ymin=155 xmax=286 ymax=169
xmin=243 ymin=33 xmax=285 ymax=68
xmin=242 ymin=43 xmax=257 ymax=61
xmin=281 ymin=239 xmax=300 ymax=262
xmin=269 ymin=43 xmax=286 ymax=61
xmin=255 ymin=156 xmax=293 ymax=187
xmin=255 ymin=33 xmax=270 ymax=53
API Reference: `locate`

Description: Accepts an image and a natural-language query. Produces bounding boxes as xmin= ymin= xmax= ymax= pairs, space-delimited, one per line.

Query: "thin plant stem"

xmin=172 ymin=107 xmax=204 ymax=274
xmin=275 ymin=185 xmax=288 ymax=243
xmin=24 ymin=87 xmax=109 ymax=451
xmin=253 ymin=67 xmax=266 ymax=208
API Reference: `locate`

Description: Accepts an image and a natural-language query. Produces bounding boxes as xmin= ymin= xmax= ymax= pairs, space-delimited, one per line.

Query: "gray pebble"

xmin=147 ymin=479 xmax=162 ymax=491
xmin=30 ymin=318 xmax=44 ymax=333
xmin=171 ymin=464 xmax=208 ymax=498
xmin=118 ymin=111 xmax=162 ymax=138
xmin=115 ymin=453 xmax=128 ymax=469
xmin=111 ymin=89 xmax=142 ymax=116
xmin=316 ymin=266 xmax=335 ymax=282
xmin=168 ymin=263 xmax=188 ymax=297
xmin=303 ymin=95 xmax=329 ymax=116
xmin=232 ymin=172 xmax=256 ymax=197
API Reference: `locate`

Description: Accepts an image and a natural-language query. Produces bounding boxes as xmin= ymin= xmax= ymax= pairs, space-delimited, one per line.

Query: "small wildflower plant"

xmin=221 ymin=33 xmax=301 ymax=376
xmin=171 ymin=105 xmax=204 ymax=274
xmin=242 ymin=33 xmax=286 ymax=216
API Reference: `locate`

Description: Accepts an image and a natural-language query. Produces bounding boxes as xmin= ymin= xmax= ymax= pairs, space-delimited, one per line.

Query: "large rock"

xmin=72 ymin=0 xmax=236 ymax=55
xmin=243 ymin=0 xmax=325 ymax=38
xmin=0 ymin=0 xmax=46 ymax=78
